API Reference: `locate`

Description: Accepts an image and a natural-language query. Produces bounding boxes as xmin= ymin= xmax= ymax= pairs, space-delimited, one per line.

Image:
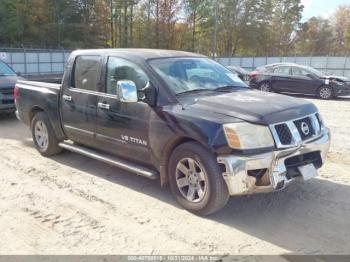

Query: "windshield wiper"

xmin=176 ymin=89 xmax=214 ymax=95
xmin=214 ymin=85 xmax=247 ymax=92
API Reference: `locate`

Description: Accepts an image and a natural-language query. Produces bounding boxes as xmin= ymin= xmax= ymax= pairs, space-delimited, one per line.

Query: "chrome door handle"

xmin=98 ymin=102 xmax=110 ymax=110
xmin=62 ymin=95 xmax=72 ymax=102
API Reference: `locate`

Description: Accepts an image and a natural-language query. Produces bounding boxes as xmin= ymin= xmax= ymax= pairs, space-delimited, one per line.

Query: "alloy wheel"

xmin=260 ymin=82 xmax=272 ymax=92
xmin=34 ymin=120 xmax=49 ymax=151
xmin=175 ymin=158 xmax=208 ymax=203
xmin=319 ymin=87 xmax=332 ymax=99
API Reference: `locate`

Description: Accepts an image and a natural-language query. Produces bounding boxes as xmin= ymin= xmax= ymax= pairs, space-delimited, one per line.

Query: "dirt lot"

xmin=0 ymin=96 xmax=349 ymax=255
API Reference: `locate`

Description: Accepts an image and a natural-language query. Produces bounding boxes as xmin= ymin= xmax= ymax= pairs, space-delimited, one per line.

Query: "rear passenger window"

xmin=73 ymin=56 xmax=101 ymax=91
xmin=106 ymin=57 xmax=149 ymax=95
xmin=274 ymin=67 xmax=291 ymax=75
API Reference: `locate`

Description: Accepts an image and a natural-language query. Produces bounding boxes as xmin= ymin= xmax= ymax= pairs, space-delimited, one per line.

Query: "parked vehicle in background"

xmin=0 ymin=60 xmax=19 ymax=113
xmin=249 ymin=63 xmax=350 ymax=99
xmin=15 ymin=49 xmax=330 ymax=215
xmin=226 ymin=65 xmax=251 ymax=82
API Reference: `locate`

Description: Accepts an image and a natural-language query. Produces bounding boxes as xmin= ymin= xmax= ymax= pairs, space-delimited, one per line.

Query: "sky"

xmin=301 ymin=0 xmax=350 ymax=21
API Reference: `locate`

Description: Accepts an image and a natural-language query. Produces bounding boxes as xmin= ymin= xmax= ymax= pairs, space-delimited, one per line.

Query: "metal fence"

xmin=217 ymin=56 xmax=350 ymax=78
xmin=0 ymin=48 xmax=71 ymax=76
xmin=1 ymin=48 xmax=350 ymax=78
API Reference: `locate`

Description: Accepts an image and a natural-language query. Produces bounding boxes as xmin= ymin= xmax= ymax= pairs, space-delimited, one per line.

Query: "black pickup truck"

xmin=15 ymin=49 xmax=331 ymax=215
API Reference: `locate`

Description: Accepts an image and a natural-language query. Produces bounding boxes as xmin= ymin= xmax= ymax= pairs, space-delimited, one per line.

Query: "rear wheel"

xmin=318 ymin=86 xmax=333 ymax=100
xmin=168 ymin=142 xmax=229 ymax=216
xmin=31 ymin=112 xmax=62 ymax=157
xmin=259 ymin=81 xmax=273 ymax=92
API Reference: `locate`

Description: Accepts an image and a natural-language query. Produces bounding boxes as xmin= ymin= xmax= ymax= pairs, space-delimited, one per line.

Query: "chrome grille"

xmin=274 ymin=124 xmax=292 ymax=145
xmin=270 ymin=113 xmax=322 ymax=149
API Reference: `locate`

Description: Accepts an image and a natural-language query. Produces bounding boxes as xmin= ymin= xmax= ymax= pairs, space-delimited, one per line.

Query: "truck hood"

xmin=179 ymin=89 xmax=318 ymax=125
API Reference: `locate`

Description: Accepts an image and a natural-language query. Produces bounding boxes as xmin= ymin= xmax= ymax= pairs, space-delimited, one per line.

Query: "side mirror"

xmin=306 ymin=73 xmax=314 ymax=79
xmin=117 ymin=80 xmax=138 ymax=103
xmin=16 ymin=71 xmax=21 ymax=76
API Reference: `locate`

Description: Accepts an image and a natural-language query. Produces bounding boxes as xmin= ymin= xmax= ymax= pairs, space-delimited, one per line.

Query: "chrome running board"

xmin=58 ymin=142 xmax=159 ymax=180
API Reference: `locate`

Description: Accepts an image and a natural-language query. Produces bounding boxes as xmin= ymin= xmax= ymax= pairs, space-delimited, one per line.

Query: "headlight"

xmin=223 ymin=122 xmax=275 ymax=150
xmin=331 ymin=79 xmax=345 ymax=86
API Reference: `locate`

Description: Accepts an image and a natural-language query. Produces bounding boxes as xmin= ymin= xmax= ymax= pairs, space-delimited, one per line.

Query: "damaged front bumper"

xmin=217 ymin=129 xmax=331 ymax=196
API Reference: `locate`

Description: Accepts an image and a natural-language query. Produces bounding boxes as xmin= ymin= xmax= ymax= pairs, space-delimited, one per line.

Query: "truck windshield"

xmin=149 ymin=57 xmax=247 ymax=95
xmin=0 ymin=61 xmax=16 ymax=77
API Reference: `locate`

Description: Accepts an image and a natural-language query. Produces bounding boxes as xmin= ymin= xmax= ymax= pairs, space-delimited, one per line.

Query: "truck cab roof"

xmin=72 ymin=49 xmax=206 ymax=61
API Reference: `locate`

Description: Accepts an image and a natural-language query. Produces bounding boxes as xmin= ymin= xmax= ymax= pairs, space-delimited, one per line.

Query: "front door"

xmin=290 ymin=67 xmax=320 ymax=94
xmin=95 ymin=56 xmax=152 ymax=164
xmin=60 ymin=55 xmax=102 ymax=147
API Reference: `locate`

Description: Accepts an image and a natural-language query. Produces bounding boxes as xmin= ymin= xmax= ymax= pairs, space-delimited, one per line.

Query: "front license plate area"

xmin=298 ymin=164 xmax=317 ymax=181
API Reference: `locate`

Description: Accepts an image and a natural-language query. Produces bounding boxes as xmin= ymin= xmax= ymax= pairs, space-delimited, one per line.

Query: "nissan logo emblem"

xmin=301 ymin=122 xmax=310 ymax=136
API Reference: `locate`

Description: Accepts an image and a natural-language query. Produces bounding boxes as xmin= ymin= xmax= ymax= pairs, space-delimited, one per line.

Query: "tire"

xmin=31 ymin=111 xmax=62 ymax=157
xmin=259 ymin=81 xmax=273 ymax=92
xmin=168 ymin=142 xmax=229 ymax=216
xmin=318 ymin=86 xmax=333 ymax=100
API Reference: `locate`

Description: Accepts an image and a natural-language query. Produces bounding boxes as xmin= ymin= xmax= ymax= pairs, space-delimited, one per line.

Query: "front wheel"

xmin=318 ymin=86 xmax=333 ymax=100
xmin=31 ymin=112 xmax=62 ymax=157
xmin=168 ymin=142 xmax=229 ymax=216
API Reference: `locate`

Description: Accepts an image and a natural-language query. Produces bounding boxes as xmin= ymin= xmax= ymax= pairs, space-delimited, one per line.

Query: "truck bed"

xmin=15 ymin=80 xmax=65 ymax=140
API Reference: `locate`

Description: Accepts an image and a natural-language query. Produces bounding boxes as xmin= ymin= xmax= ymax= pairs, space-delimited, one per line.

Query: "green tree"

xmin=295 ymin=17 xmax=334 ymax=55
xmin=0 ymin=0 xmax=23 ymax=46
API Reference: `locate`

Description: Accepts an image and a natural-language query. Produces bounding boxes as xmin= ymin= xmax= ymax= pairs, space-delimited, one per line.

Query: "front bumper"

xmin=217 ymin=129 xmax=330 ymax=196
xmin=0 ymin=92 xmax=15 ymax=112
xmin=0 ymin=103 xmax=15 ymax=112
xmin=334 ymin=86 xmax=350 ymax=96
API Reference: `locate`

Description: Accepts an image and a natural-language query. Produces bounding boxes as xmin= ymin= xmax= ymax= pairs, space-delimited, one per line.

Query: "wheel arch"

xmin=29 ymin=106 xmax=45 ymax=122
xmin=29 ymin=106 xmax=65 ymax=141
xmin=160 ymin=136 xmax=203 ymax=187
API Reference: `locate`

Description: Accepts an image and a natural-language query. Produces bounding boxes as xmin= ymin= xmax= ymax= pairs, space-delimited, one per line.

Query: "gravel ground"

xmin=0 ymin=96 xmax=349 ymax=255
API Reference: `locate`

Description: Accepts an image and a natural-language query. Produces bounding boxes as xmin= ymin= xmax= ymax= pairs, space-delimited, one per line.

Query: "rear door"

xmin=60 ymin=55 xmax=102 ymax=147
xmin=290 ymin=67 xmax=320 ymax=94
xmin=271 ymin=66 xmax=292 ymax=92
xmin=95 ymin=56 xmax=152 ymax=164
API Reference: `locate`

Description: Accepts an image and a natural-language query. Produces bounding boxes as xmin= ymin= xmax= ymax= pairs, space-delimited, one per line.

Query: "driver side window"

xmin=106 ymin=57 xmax=149 ymax=95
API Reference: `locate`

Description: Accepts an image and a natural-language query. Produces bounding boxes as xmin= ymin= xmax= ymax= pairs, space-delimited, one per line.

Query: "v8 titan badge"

xmin=121 ymin=135 xmax=148 ymax=146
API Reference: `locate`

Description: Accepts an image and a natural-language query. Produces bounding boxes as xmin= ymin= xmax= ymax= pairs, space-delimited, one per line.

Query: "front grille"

xmin=285 ymin=151 xmax=322 ymax=179
xmin=270 ymin=113 xmax=322 ymax=148
xmin=294 ymin=117 xmax=315 ymax=140
xmin=275 ymin=124 xmax=292 ymax=145
xmin=285 ymin=151 xmax=322 ymax=169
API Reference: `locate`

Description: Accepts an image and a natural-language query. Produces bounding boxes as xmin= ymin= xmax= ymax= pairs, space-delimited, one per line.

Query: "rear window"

xmin=0 ymin=61 xmax=16 ymax=77
xmin=73 ymin=56 xmax=101 ymax=91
